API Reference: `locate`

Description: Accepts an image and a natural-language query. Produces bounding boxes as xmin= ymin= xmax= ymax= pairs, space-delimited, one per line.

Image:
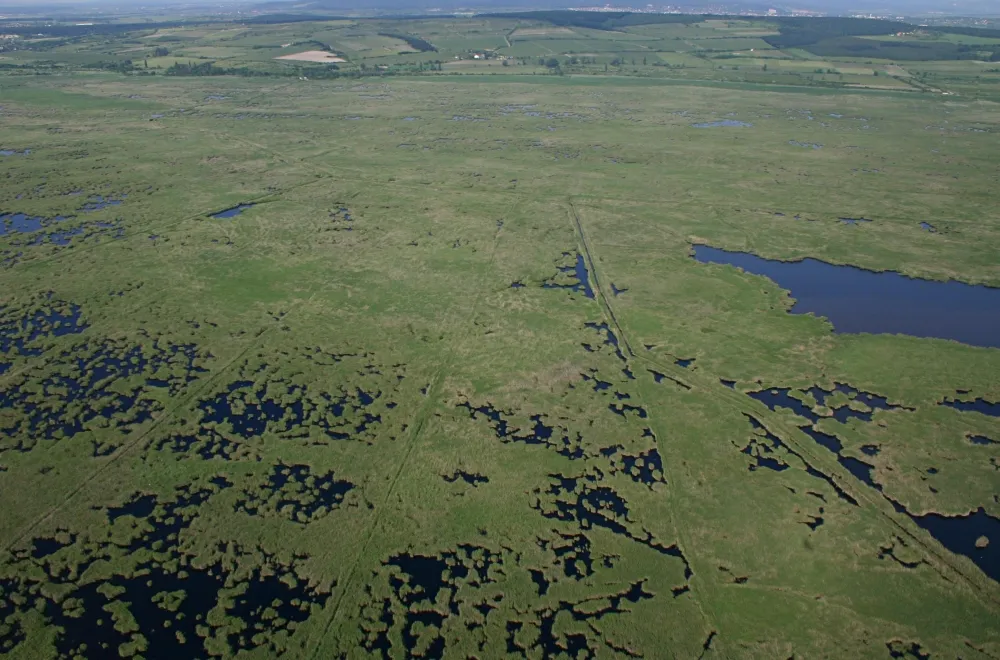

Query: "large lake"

xmin=693 ymin=245 xmax=1000 ymax=349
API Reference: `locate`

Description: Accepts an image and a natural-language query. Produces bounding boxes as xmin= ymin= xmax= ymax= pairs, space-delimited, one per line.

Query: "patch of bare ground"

xmin=275 ymin=50 xmax=346 ymax=63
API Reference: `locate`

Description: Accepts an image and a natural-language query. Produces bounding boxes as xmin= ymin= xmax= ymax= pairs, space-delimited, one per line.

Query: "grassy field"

xmin=0 ymin=11 xmax=998 ymax=660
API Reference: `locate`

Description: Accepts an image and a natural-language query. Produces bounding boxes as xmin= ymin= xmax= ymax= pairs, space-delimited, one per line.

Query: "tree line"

xmin=377 ymin=32 xmax=437 ymax=53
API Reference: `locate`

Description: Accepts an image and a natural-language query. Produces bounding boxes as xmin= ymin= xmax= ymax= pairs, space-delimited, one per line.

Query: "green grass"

xmin=0 ymin=14 xmax=997 ymax=659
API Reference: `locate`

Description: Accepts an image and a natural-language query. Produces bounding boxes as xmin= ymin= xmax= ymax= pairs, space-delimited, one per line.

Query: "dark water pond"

xmin=42 ymin=228 xmax=84 ymax=245
xmin=940 ymin=397 xmax=1000 ymax=417
xmin=212 ymin=204 xmax=255 ymax=219
xmin=78 ymin=195 xmax=125 ymax=212
xmin=0 ymin=213 xmax=69 ymax=235
xmin=890 ymin=502 xmax=1000 ymax=581
xmin=543 ymin=253 xmax=594 ymax=299
xmin=0 ymin=213 xmax=122 ymax=248
xmin=693 ymin=245 xmax=1000 ymax=348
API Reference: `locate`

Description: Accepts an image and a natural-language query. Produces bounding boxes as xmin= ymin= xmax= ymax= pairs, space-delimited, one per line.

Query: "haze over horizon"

xmin=0 ymin=0 xmax=998 ymax=17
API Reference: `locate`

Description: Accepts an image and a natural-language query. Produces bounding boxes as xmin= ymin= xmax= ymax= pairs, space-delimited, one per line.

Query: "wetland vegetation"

xmin=0 ymin=7 xmax=998 ymax=659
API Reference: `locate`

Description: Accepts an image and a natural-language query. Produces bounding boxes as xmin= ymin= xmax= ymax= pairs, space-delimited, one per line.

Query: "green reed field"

xmin=0 ymin=11 xmax=998 ymax=659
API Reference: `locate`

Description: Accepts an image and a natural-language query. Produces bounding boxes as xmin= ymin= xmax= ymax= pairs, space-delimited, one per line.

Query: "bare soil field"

xmin=274 ymin=50 xmax=346 ymax=63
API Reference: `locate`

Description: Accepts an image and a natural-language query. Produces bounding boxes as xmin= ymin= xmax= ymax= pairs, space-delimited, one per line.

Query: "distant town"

xmin=563 ymin=5 xmax=922 ymax=18
xmin=563 ymin=4 xmax=996 ymax=21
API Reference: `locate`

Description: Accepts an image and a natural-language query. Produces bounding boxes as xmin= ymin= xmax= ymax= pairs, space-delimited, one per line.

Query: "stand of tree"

xmin=83 ymin=59 xmax=137 ymax=73
xmin=488 ymin=11 xmax=700 ymax=31
xmin=802 ymin=37 xmax=992 ymax=61
xmin=489 ymin=11 xmax=913 ymax=35
xmin=487 ymin=12 xmax=996 ymax=62
xmin=377 ymin=32 xmax=436 ymax=52
xmin=166 ymin=61 xmax=245 ymax=76
xmin=930 ymin=25 xmax=1000 ymax=40
xmin=244 ymin=14 xmax=347 ymax=24
xmin=163 ymin=60 xmax=441 ymax=79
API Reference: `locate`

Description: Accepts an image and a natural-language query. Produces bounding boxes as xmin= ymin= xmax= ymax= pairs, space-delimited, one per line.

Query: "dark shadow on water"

xmin=583 ymin=322 xmax=633 ymax=379
xmin=0 ymin=213 xmax=123 ymax=249
xmin=197 ymin=379 xmax=384 ymax=442
xmin=533 ymin=471 xmax=694 ymax=576
xmin=608 ymin=402 xmax=648 ymax=419
xmin=754 ymin=385 xmax=1000 ymax=583
xmin=106 ymin=493 xmax=158 ymax=522
xmin=649 ymin=369 xmax=691 ymax=390
xmin=30 ymin=533 xmax=76 ymax=560
xmin=235 ymin=461 xmax=356 ymax=524
xmin=801 ymin=426 xmax=843 ymax=453
xmin=694 ymin=244 xmax=1000 ymax=348
xmin=837 ymin=454 xmax=877 ymax=489
xmin=739 ymin=420 xmax=791 ymax=473
xmin=1 ymin=339 xmax=207 ymax=452
xmin=743 ymin=415 xmax=859 ymax=506
xmin=77 ymin=195 xmax=125 ymax=213
xmin=528 ymin=569 xmax=550 ymax=596
xmin=4 ymin=475 xmax=330 ymax=658
xmin=459 ymin=402 xmax=588 ymax=460
xmin=443 ymin=470 xmax=489 ymax=487
xmin=153 ymin=428 xmax=247 ymax=461
xmin=804 ymin=512 xmax=825 ymax=530
xmin=878 ymin=537 xmax=924 ymax=569
xmin=49 ymin=555 xmax=326 ymax=658
xmin=376 ymin=545 xmax=505 ymax=656
xmin=537 ymin=532 xmax=600 ymax=580
xmin=602 ymin=445 xmax=666 ymax=488
xmin=940 ymin=397 xmax=1000 ymax=417
xmin=542 ymin=253 xmax=594 ymax=299
xmin=889 ymin=502 xmax=1000 ymax=582
xmin=887 ymin=641 xmax=931 ymax=659
xmin=0 ymin=213 xmax=70 ymax=236
xmin=0 ymin=300 xmax=88 ymax=357
xmin=750 ymin=383 xmax=905 ymax=428
xmin=755 ymin=386 xmax=1000 ymax=583
xmin=580 ymin=371 xmax=612 ymax=392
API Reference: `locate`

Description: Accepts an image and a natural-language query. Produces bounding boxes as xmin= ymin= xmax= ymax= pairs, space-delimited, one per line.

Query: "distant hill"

xmin=251 ymin=0 xmax=574 ymax=12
